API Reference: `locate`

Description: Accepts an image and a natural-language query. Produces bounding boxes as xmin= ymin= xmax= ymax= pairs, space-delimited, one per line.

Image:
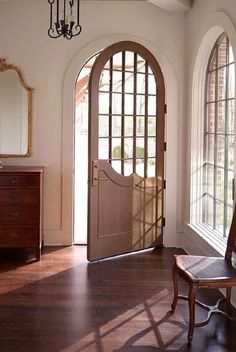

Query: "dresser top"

xmin=0 ymin=166 xmax=44 ymax=173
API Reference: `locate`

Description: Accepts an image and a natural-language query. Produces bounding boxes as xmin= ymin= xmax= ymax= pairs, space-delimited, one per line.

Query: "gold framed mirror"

xmin=0 ymin=58 xmax=32 ymax=157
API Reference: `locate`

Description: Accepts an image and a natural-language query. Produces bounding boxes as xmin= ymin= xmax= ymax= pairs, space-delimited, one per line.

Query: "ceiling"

xmin=147 ymin=0 xmax=193 ymax=12
xmin=0 ymin=0 xmax=194 ymax=12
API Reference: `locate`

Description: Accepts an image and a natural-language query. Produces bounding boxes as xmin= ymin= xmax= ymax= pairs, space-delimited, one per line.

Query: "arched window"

xmin=203 ymin=33 xmax=235 ymax=238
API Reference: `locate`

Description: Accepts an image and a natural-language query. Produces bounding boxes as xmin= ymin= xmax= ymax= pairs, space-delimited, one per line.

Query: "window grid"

xmin=98 ymin=50 xmax=158 ymax=178
xmin=203 ymin=33 xmax=235 ymax=237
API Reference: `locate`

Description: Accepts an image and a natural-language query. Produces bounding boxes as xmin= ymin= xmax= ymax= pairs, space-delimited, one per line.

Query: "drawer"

xmin=0 ymin=188 xmax=39 ymax=204
xmin=0 ymin=225 xmax=38 ymax=246
xmin=0 ymin=205 xmax=39 ymax=224
xmin=0 ymin=174 xmax=39 ymax=188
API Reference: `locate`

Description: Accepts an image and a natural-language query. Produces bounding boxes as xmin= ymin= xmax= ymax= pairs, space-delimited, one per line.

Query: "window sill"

xmin=185 ymin=222 xmax=227 ymax=257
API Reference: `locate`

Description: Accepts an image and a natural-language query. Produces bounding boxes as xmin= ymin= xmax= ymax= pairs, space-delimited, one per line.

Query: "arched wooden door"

xmin=88 ymin=41 xmax=165 ymax=261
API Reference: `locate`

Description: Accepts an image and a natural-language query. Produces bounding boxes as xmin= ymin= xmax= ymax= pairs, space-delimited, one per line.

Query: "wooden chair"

xmin=171 ymin=207 xmax=236 ymax=344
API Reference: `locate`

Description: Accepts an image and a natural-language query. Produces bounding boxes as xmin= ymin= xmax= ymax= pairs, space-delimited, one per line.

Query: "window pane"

xmin=148 ymin=137 xmax=156 ymax=157
xmin=124 ymin=138 xmax=133 ymax=158
xmin=148 ymin=96 xmax=156 ymax=115
xmin=216 ymin=201 xmax=224 ymax=233
xmin=125 ymin=52 xmax=134 ymax=71
xmin=136 ymin=138 xmax=145 ymax=159
xmin=99 ymin=138 xmax=109 ymax=159
xmin=112 ymin=160 xmax=121 ymax=174
xmin=206 ymin=164 xmax=214 ymax=196
xmin=136 ymin=116 xmax=145 ymax=136
xmin=113 ymin=71 xmax=122 ymax=92
xmin=100 ymin=70 xmax=110 ymax=91
xmin=104 ymin=59 xmax=110 ymax=70
xmin=218 ymin=35 xmax=227 ymax=67
xmin=148 ymin=116 xmax=156 ymax=136
xmin=99 ymin=93 xmax=109 ymax=114
xmin=229 ymin=44 xmax=234 ymax=64
xmin=124 ymin=159 xmax=133 ymax=176
xmin=113 ymin=52 xmax=122 ymax=70
xmin=218 ymin=67 xmax=226 ymax=100
xmin=112 ymin=93 xmax=122 ymax=114
xmin=136 ymin=95 xmax=145 ymax=115
xmin=227 ymin=135 xmax=234 ymax=170
xmin=137 ymin=73 xmax=146 ymax=94
xmin=148 ymin=66 xmax=154 ymax=75
xmin=227 ymin=100 xmax=235 ymax=134
xmin=209 ymin=51 xmax=216 ymax=71
xmin=124 ymin=94 xmax=134 ymax=114
xmin=206 ymin=103 xmax=215 ymax=133
xmin=99 ymin=115 xmax=109 ymax=137
xmin=206 ymin=134 xmax=214 ymax=164
xmin=217 ymin=101 xmax=225 ymax=133
xmin=228 ymin=64 xmax=235 ymax=99
xmin=148 ymin=75 xmax=156 ymax=95
xmin=207 ymin=71 xmax=216 ymax=102
xmin=216 ymin=135 xmax=225 ymax=167
xmin=137 ymin=55 xmax=145 ymax=73
xmin=216 ymin=167 xmax=224 ymax=201
xmin=136 ymin=159 xmax=144 ymax=177
xmin=112 ymin=115 xmax=121 ymax=136
xmin=147 ymin=158 xmax=156 ymax=177
xmin=124 ymin=115 xmax=133 ymax=136
xmin=204 ymin=195 xmax=213 ymax=227
xmin=125 ymin=72 xmax=134 ymax=93
xmin=227 ymin=171 xmax=234 ymax=206
xmin=111 ymin=138 xmax=122 ymax=159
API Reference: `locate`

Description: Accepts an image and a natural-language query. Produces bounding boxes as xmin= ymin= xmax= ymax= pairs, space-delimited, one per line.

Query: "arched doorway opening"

xmin=74 ymin=41 xmax=165 ymax=261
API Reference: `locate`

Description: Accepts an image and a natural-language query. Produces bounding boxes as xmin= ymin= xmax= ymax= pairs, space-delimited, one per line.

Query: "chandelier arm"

xmin=48 ymin=28 xmax=61 ymax=39
xmin=64 ymin=0 xmax=66 ymax=23
xmin=77 ymin=0 xmax=80 ymax=27
xmin=48 ymin=0 xmax=54 ymax=32
xmin=74 ymin=25 xmax=82 ymax=36
xmin=56 ymin=0 xmax=59 ymax=24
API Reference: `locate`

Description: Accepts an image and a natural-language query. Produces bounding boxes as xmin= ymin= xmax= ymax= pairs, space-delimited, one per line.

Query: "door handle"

xmin=92 ymin=160 xmax=99 ymax=186
xmin=92 ymin=160 xmax=108 ymax=186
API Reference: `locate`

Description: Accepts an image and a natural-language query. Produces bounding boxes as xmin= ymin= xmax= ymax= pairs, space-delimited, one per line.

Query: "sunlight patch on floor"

xmin=61 ymin=289 xmax=187 ymax=352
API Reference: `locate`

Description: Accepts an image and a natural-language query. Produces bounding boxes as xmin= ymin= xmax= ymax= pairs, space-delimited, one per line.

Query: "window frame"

xmin=202 ymin=32 xmax=235 ymax=240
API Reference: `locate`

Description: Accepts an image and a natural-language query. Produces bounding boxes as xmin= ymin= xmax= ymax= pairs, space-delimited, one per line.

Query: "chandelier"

xmin=48 ymin=0 xmax=82 ymax=40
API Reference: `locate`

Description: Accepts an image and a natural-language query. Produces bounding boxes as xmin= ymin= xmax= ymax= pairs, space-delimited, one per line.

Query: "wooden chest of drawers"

xmin=0 ymin=166 xmax=44 ymax=260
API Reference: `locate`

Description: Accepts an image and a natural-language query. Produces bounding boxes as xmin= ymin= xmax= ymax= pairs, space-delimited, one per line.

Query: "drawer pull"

xmin=11 ymin=178 xmax=20 ymax=185
xmin=10 ymin=212 xmax=20 ymax=217
xmin=9 ymin=232 xmax=18 ymax=238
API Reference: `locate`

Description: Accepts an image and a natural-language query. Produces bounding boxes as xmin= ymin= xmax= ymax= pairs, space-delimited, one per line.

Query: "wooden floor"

xmin=0 ymin=246 xmax=236 ymax=352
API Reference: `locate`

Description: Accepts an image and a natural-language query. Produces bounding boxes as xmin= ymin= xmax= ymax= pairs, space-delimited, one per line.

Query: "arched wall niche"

xmin=61 ymin=34 xmax=180 ymax=247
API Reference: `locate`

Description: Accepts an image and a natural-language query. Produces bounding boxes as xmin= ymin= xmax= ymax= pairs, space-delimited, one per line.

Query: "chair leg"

xmin=188 ymin=284 xmax=198 ymax=344
xmin=171 ymin=263 xmax=178 ymax=311
xmin=226 ymin=287 xmax=232 ymax=313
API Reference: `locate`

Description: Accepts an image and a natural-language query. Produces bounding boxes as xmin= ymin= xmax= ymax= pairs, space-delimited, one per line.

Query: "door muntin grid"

xmin=203 ymin=33 xmax=235 ymax=237
xmin=98 ymin=51 xmax=158 ymax=178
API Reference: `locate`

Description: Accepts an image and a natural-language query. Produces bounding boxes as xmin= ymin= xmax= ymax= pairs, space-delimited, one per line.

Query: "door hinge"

xmin=163 ymin=217 xmax=166 ymax=227
xmin=164 ymin=180 xmax=166 ymax=189
xmin=164 ymin=142 xmax=167 ymax=151
xmin=165 ymin=104 xmax=167 ymax=114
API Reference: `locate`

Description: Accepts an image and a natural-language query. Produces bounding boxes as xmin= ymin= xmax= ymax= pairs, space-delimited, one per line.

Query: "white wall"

xmin=0 ymin=0 xmax=186 ymax=246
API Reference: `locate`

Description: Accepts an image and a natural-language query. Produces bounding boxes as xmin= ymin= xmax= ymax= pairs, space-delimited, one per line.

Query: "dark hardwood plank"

xmin=0 ymin=246 xmax=235 ymax=351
